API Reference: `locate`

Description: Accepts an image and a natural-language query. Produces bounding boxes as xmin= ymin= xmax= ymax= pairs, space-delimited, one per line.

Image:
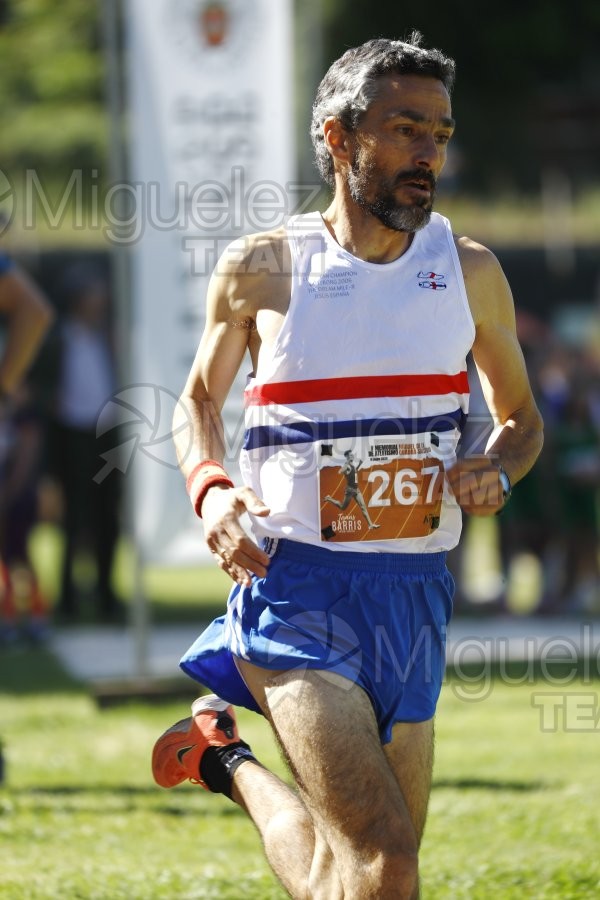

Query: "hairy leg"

xmin=231 ymin=761 xmax=317 ymax=899
xmin=237 ymin=660 xmax=420 ymax=899
xmin=234 ymin=760 xmax=343 ymax=900
xmin=227 ymin=659 xmax=342 ymax=899
xmin=383 ymin=719 xmax=435 ymax=848
xmin=381 ymin=718 xmax=435 ymax=899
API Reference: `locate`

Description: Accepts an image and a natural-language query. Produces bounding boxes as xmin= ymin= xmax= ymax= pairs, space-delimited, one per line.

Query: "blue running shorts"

xmin=180 ymin=538 xmax=454 ymax=744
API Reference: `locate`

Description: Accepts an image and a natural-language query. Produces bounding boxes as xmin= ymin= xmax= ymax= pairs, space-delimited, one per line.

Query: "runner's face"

xmin=346 ymin=74 xmax=454 ymax=232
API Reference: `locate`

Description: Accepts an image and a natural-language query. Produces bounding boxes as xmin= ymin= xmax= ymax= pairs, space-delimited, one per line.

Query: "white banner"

xmin=125 ymin=0 xmax=295 ymax=563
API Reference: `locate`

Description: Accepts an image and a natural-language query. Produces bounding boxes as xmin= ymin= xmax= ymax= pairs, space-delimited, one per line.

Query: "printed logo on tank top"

xmin=417 ymin=270 xmax=447 ymax=290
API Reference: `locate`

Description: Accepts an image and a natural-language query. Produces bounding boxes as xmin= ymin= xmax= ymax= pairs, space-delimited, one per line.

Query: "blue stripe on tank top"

xmin=242 ymin=409 xmax=466 ymax=451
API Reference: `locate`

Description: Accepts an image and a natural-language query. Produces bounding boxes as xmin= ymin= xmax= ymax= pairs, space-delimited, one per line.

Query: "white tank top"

xmin=240 ymin=211 xmax=476 ymax=553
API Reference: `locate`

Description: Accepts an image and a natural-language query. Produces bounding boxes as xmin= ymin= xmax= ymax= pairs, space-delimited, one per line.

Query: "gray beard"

xmin=359 ymin=194 xmax=433 ymax=232
xmin=347 ymin=161 xmax=435 ymax=233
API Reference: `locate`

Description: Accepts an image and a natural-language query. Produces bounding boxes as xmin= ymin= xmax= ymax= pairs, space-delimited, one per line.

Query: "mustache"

xmin=394 ymin=169 xmax=437 ymax=190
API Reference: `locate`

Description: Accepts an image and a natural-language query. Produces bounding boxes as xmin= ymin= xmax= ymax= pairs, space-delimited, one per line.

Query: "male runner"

xmin=152 ymin=35 xmax=543 ymax=899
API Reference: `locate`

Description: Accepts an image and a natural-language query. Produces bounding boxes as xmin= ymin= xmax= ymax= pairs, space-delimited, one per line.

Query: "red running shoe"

xmin=152 ymin=694 xmax=254 ymax=794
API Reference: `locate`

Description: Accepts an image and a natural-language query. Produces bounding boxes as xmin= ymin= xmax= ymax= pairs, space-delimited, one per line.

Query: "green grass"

xmin=425 ymin=677 xmax=600 ymax=898
xmin=0 ymin=648 xmax=285 ymax=900
xmin=1 ymin=650 xmax=600 ymax=898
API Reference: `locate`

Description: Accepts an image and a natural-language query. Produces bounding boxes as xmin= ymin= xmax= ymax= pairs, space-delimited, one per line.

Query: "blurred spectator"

xmin=46 ymin=264 xmax=121 ymax=622
xmin=497 ymin=450 xmax=558 ymax=612
xmin=0 ymin=252 xmax=53 ymax=395
xmin=0 ymin=381 xmax=49 ymax=640
xmin=496 ymin=327 xmax=600 ymax=616
xmin=450 ymin=311 xmax=600 ymax=618
xmin=495 ymin=321 xmax=561 ymax=613
xmin=551 ymin=373 xmax=600 ymax=612
xmin=0 ymin=249 xmax=54 ymax=641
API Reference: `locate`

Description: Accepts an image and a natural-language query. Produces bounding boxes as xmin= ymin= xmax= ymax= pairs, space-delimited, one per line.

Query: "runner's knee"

xmin=262 ymin=806 xmax=316 ymax=900
xmin=307 ymin=833 xmax=343 ymax=900
xmin=359 ymin=847 xmax=419 ymax=899
xmin=264 ymin=805 xmax=314 ymax=857
xmin=338 ymin=811 xmax=419 ymax=897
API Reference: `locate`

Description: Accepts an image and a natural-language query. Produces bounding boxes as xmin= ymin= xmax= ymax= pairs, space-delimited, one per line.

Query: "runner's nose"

xmin=412 ymin=133 xmax=438 ymax=170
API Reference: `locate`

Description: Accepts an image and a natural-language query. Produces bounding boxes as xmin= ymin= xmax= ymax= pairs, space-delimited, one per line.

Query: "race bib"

xmin=318 ymin=434 xmax=445 ymax=543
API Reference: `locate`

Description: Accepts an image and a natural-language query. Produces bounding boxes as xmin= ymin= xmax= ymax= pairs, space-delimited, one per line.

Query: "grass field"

xmin=1 ymin=647 xmax=600 ymax=899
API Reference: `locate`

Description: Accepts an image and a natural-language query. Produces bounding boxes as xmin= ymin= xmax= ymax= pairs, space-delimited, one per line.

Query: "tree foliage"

xmin=0 ymin=0 xmax=106 ymax=178
xmin=0 ymin=0 xmax=599 ymax=193
xmin=321 ymin=0 xmax=600 ymax=192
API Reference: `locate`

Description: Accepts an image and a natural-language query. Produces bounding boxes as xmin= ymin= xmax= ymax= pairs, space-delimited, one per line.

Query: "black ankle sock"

xmin=200 ymin=740 xmax=257 ymax=798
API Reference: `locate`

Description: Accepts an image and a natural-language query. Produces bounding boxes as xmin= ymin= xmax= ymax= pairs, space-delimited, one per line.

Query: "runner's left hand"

xmin=446 ymin=458 xmax=506 ymax=516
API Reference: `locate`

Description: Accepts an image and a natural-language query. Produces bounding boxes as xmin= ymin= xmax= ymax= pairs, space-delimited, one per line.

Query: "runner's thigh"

xmin=383 ymin=719 xmax=435 ymax=846
xmin=237 ymin=660 xmax=418 ymax=858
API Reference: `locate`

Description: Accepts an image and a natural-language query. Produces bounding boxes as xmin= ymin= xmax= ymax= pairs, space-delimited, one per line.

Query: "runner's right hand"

xmin=202 ymin=484 xmax=271 ymax=586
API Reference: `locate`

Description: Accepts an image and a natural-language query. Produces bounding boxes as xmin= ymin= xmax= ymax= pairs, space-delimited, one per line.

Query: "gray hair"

xmin=311 ymin=33 xmax=456 ymax=188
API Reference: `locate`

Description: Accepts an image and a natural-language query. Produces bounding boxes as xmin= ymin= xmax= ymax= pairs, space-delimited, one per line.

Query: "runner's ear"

xmin=323 ymin=117 xmax=352 ymax=166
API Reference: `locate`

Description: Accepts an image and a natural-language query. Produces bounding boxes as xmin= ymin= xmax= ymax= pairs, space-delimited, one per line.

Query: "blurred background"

xmin=0 ymin=0 xmax=599 ymax=643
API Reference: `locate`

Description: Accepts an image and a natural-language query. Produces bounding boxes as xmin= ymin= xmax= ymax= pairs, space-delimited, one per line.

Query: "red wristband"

xmin=186 ymin=460 xmax=234 ymax=518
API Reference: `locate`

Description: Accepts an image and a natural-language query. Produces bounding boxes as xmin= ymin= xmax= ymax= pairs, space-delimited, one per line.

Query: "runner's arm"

xmin=447 ymin=239 xmax=543 ymax=515
xmin=173 ymin=243 xmax=270 ymax=584
xmin=0 ymin=266 xmax=54 ymax=394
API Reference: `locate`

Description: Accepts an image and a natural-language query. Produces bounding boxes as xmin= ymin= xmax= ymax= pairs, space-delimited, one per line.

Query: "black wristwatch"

xmin=497 ymin=464 xmax=512 ymax=506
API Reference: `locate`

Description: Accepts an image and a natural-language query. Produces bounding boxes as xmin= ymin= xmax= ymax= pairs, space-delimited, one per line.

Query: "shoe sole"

xmin=191 ymin=694 xmax=231 ymax=717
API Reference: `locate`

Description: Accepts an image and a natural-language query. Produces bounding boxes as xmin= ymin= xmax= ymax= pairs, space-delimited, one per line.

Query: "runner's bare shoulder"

xmin=215 ymin=227 xmax=291 ymax=317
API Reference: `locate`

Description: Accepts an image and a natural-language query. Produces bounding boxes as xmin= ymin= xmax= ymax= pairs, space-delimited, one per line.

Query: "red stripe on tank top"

xmin=244 ymin=372 xmax=469 ymax=407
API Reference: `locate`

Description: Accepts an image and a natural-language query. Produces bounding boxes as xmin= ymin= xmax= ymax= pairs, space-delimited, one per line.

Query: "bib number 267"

xmin=367 ymin=462 xmax=442 ymax=508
